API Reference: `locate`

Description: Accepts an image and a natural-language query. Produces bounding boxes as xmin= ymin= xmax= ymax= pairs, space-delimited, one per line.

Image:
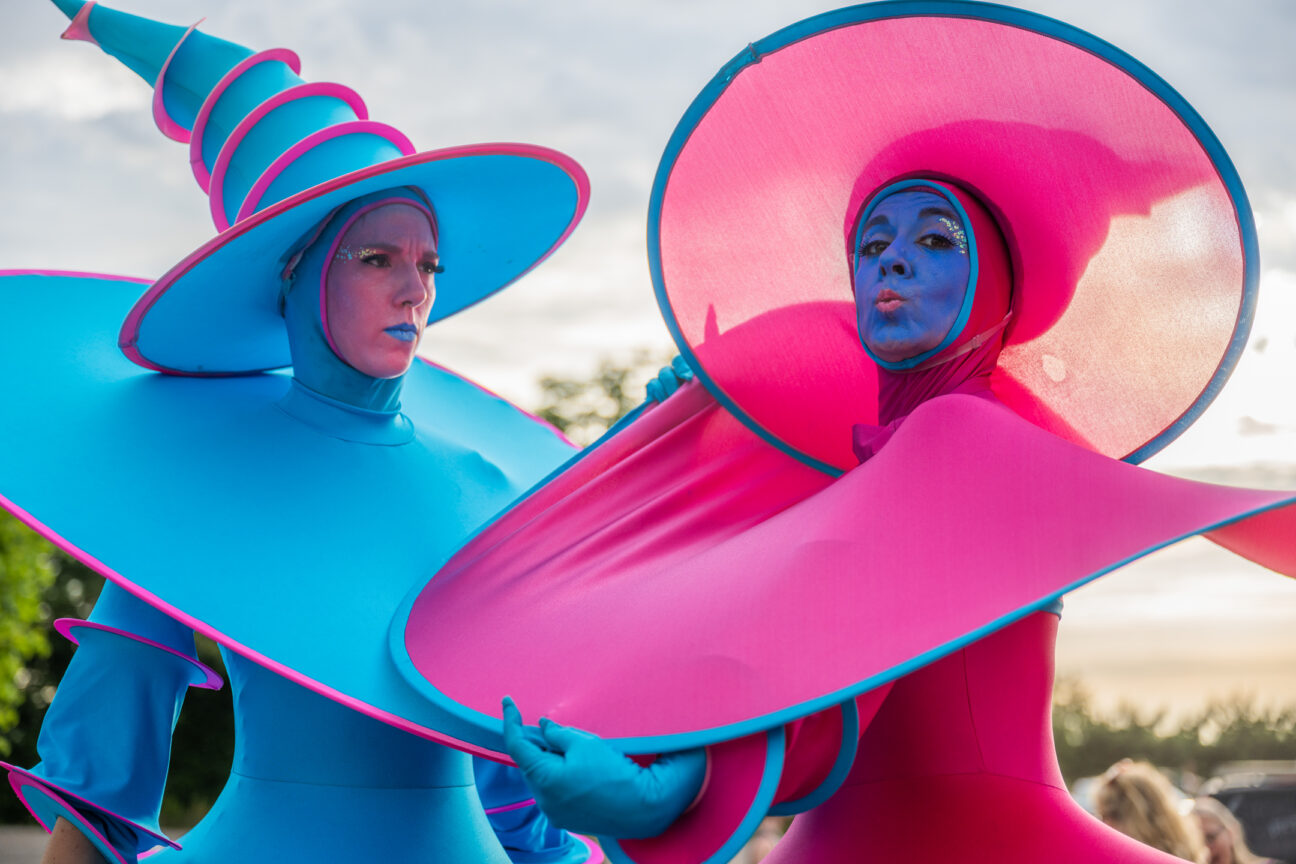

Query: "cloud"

xmin=0 ymin=50 xmax=148 ymax=120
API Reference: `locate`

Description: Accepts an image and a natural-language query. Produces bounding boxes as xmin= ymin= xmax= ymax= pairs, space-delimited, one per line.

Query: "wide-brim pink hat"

xmin=647 ymin=1 xmax=1258 ymax=473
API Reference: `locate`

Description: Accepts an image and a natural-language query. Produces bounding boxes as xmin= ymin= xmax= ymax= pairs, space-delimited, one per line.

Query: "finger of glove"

xmin=648 ymin=746 xmax=708 ymax=803
xmin=658 ymin=367 xmax=681 ymax=396
xmin=538 ymin=717 xmax=601 ymax=755
xmin=670 ymin=355 xmax=695 ymax=381
xmin=502 ymin=699 xmax=557 ymax=777
xmin=646 ymin=379 xmax=664 ymax=403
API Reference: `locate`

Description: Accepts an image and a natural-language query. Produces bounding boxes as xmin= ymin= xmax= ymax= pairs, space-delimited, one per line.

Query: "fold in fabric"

xmin=397 ymin=386 xmax=1296 ymax=752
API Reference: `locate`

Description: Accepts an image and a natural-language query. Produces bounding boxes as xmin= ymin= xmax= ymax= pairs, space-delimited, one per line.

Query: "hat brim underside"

xmin=124 ymin=144 xmax=588 ymax=375
xmin=648 ymin=2 xmax=1257 ymax=472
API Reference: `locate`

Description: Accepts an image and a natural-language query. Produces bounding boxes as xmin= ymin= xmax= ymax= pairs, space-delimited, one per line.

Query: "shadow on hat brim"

xmin=122 ymin=143 xmax=589 ymax=375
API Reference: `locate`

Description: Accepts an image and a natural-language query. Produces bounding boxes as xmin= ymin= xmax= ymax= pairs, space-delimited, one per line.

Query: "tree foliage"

xmin=1053 ymin=679 xmax=1296 ymax=783
xmin=536 ymin=350 xmax=673 ymax=445
xmin=0 ymin=511 xmax=58 ymax=757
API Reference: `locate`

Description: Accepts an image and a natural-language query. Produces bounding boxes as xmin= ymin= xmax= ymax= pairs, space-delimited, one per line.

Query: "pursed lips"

xmin=874 ymin=287 xmax=904 ymax=312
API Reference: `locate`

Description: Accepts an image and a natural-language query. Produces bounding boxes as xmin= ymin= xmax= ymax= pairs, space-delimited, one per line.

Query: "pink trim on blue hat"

xmin=233 ymin=121 xmax=416 ymax=226
xmin=59 ymin=1 xmax=98 ymax=45
xmin=206 ymin=82 xmax=370 ymax=226
xmin=188 ymin=47 xmax=305 ymax=191
xmin=151 ymin=20 xmax=202 ymax=144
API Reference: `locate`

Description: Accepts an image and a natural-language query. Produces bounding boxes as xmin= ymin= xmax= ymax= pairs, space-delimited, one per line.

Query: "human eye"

xmin=917 ymin=233 xmax=956 ymax=249
xmin=419 ymin=257 xmax=444 ymax=275
xmin=359 ymin=251 xmax=391 ymax=267
xmin=858 ymin=238 xmax=890 ymax=258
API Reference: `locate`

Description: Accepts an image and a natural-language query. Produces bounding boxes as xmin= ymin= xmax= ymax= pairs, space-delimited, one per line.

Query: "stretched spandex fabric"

xmin=0 ymin=270 xmax=595 ymax=863
xmin=396 ymin=381 xmax=1295 ymax=861
xmin=17 ymin=583 xmax=583 ymax=863
xmin=766 ymin=612 xmax=1190 ymax=864
xmin=399 ymin=385 xmax=1296 ymax=748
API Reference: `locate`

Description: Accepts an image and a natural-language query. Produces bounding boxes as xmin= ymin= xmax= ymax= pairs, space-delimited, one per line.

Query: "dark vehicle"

xmin=1205 ymin=762 xmax=1296 ymax=864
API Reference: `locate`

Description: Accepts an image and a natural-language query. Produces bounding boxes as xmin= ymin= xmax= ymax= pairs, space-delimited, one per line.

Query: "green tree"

xmin=1052 ymin=679 xmax=1296 ymax=784
xmin=0 ymin=511 xmax=58 ymax=757
xmin=536 ymin=350 xmax=673 ymax=445
xmin=0 ymin=520 xmax=233 ymax=827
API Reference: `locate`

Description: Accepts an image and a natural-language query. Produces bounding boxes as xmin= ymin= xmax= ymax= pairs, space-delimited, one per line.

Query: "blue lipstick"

xmin=384 ymin=323 xmax=418 ymax=343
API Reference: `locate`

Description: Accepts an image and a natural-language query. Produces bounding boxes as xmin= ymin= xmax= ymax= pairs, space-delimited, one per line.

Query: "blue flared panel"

xmin=0 ymin=272 xmax=575 ymax=752
xmin=12 ymin=780 xmax=131 ymax=863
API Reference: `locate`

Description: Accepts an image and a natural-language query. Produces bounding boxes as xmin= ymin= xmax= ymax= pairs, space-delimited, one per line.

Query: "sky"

xmin=1 ymin=0 xmax=1294 ymax=720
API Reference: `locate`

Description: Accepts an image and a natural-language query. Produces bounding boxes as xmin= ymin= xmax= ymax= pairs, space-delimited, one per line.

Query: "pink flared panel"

xmin=618 ymin=733 xmax=772 ymax=864
xmin=657 ymin=16 xmax=1244 ymax=469
xmin=405 ymin=390 xmax=1295 ymax=742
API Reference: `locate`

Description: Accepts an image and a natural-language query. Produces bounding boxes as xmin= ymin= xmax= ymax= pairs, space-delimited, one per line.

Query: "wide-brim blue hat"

xmin=54 ymin=1 xmax=589 ymax=375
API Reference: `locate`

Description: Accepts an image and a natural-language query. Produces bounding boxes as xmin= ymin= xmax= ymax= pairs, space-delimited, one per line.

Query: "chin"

xmin=357 ymin=352 xmax=416 ymax=380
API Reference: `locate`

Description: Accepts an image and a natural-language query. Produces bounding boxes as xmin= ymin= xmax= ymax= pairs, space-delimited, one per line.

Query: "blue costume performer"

xmin=0 ymin=3 xmax=600 ymax=862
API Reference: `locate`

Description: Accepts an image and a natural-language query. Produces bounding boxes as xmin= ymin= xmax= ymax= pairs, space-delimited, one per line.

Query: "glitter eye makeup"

xmin=333 ymin=246 xmax=387 ymax=262
xmin=934 ymin=216 xmax=968 ymax=254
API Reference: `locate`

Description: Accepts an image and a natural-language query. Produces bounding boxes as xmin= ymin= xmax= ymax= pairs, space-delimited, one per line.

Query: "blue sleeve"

xmin=4 ymin=582 xmax=219 ymax=862
xmin=474 ymin=756 xmax=594 ymax=864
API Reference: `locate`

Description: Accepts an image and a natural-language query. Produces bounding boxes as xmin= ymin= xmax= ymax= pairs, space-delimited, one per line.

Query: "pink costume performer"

xmin=390 ymin=3 xmax=1296 ymax=862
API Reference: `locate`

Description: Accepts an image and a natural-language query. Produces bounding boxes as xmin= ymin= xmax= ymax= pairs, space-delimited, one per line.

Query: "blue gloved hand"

xmin=644 ymin=356 xmax=695 ymax=404
xmin=501 ymin=697 xmax=706 ymax=839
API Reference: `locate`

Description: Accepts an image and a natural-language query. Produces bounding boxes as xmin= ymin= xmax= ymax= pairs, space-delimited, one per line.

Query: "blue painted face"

xmin=854 ymin=189 xmax=971 ymax=364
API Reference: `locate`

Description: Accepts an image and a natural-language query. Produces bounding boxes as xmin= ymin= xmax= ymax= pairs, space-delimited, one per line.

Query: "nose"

xmin=878 ymin=244 xmax=909 ymax=277
xmin=395 ymin=263 xmax=432 ymax=309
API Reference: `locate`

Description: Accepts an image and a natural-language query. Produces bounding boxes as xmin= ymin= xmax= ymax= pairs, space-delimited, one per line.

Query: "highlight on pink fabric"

xmin=764 ymin=613 xmax=1189 ymax=864
xmin=402 ymin=392 xmax=1296 ymax=749
xmin=653 ymin=13 xmax=1250 ymax=470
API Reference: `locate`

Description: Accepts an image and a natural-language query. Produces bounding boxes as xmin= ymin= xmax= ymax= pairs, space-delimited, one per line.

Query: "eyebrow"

xmin=918 ymin=205 xmax=960 ymax=223
xmin=862 ymin=205 xmax=961 ymax=233
xmin=342 ymin=241 xmax=440 ymax=257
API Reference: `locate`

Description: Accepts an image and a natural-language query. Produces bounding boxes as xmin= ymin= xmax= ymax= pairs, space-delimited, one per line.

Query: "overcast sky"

xmin=2 ymin=0 xmax=1293 ymax=717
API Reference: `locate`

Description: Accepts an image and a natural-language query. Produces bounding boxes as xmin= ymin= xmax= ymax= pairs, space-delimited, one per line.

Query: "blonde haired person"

xmin=1193 ymin=797 xmax=1278 ymax=864
xmin=1096 ymin=761 xmax=1208 ymax=863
